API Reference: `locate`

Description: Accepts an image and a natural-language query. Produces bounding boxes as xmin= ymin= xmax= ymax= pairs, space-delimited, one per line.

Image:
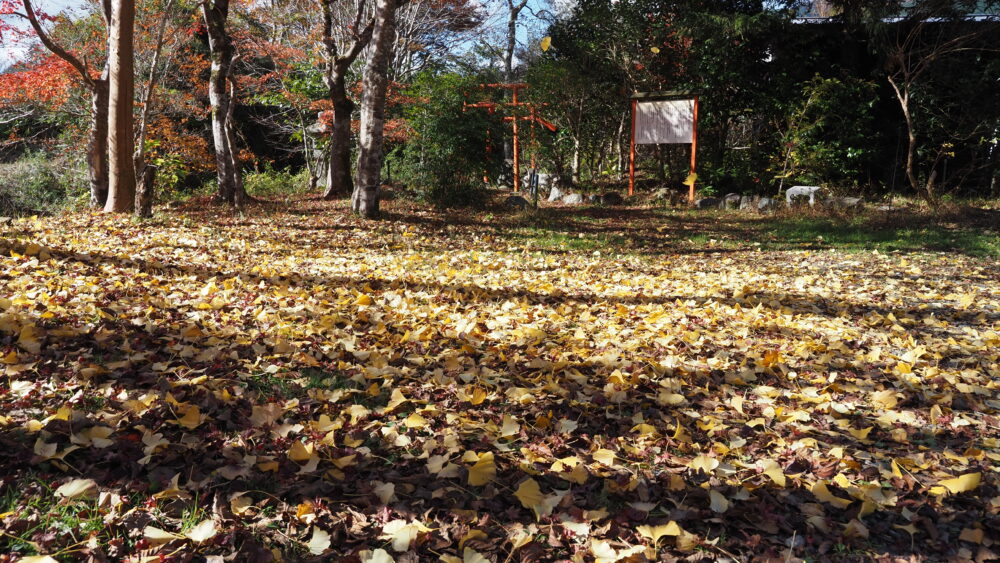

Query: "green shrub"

xmin=777 ymin=75 xmax=879 ymax=189
xmin=0 ymin=153 xmax=86 ymax=215
xmin=243 ymin=166 xmax=311 ymax=198
xmin=391 ymin=70 xmax=503 ymax=208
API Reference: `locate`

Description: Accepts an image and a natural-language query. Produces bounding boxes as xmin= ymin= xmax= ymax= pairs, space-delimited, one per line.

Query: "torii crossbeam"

xmin=463 ymin=83 xmax=556 ymax=193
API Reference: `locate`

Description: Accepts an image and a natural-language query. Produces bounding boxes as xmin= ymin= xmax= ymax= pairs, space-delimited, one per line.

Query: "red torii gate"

xmin=463 ymin=83 xmax=557 ymax=193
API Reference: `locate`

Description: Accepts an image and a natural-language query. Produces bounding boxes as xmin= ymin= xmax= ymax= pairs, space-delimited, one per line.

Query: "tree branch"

xmin=20 ymin=0 xmax=95 ymax=88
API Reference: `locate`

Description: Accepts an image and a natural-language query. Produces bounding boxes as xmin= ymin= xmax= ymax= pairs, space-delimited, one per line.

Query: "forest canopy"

xmin=0 ymin=0 xmax=998 ymax=216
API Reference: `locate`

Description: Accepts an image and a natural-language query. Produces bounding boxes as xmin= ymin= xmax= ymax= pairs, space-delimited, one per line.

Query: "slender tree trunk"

xmin=226 ymin=74 xmax=246 ymax=209
xmin=320 ymin=0 xmax=374 ymax=201
xmin=324 ymin=70 xmax=355 ymax=199
xmin=88 ymin=78 xmax=110 ymax=208
xmin=615 ymin=112 xmax=626 ymax=180
xmin=104 ymin=0 xmax=136 ymax=213
xmin=135 ymin=164 xmax=156 ymax=217
xmin=203 ymin=0 xmax=246 ymax=208
xmin=132 ymin=0 xmax=173 ymax=209
xmin=208 ymin=52 xmax=236 ymax=203
xmin=888 ymin=74 xmax=934 ymax=204
xmin=571 ymin=136 xmax=580 ymax=184
xmin=353 ymin=0 xmax=400 ymax=218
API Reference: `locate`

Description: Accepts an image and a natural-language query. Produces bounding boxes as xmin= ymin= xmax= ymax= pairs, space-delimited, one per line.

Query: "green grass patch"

xmin=0 ymin=476 xmax=109 ymax=558
xmin=754 ymin=216 xmax=1000 ymax=256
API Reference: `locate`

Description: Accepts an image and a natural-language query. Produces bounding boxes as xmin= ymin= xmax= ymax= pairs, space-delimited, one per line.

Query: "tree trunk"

xmin=135 ymin=164 xmax=156 ymax=217
xmin=319 ymin=0 xmax=375 ymax=201
xmin=888 ymin=74 xmax=935 ymax=204
xmin=88 ymin=78 xmax=110 ymax=208
xmin=353 ymin=0 xmax=400 ymax=219
xmin=104 ymin=0 xmax=137 ymax=213
xmin=323 ymin=70 xmax=355 ymax=199
xmin=226 ymin=73 xmax=246 ymax=209
xmin=203 ymin=0 xmax=246 ymax=208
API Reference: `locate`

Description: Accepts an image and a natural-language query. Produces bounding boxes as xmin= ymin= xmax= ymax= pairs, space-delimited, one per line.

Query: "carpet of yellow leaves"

xmin=0 ymin=200 xmax=998 ymax=561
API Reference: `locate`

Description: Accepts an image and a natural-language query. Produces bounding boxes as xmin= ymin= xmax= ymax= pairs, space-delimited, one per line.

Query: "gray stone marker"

xmin=785 ymin=185 xmax=822 ymax=207
xmin=562 ymin=193 xmax=584 ymax=205
xmin=758 ymin=197 xmax=778 ymax=211
xmin=695 ymin=197 xmax=720 ymax=209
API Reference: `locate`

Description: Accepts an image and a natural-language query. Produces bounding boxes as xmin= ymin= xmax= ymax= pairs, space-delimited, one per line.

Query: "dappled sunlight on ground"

xmin=0 ymin=198 xmax=998 ymax=561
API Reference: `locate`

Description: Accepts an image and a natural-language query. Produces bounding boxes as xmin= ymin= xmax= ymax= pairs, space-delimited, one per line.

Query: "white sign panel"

xmin=634 ymin=99 xmax=694 ymax=145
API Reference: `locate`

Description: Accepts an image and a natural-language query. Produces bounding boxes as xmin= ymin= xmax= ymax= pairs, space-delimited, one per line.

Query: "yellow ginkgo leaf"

xmin=513 ymin=478 xmax=562 ymax=520
xmin=468 ymin=452 xmax=496 ymax=486
xmin=55 ymin=478 xmax=98 ymax=500
xmin=849 ymin=426 xmax=873 ymax=440
xmin=708 ymin=489 xmax=729 ymax=513
xmin=650 ymin=46 xmax=660 ymax=54
xmin=931 ymin=472 xmax=981 ymax=495
xmin=385 ymin=388 xmax=407 ymax=412
xmin=637 ymin=521 xmax=681 ymax=545
xmin=17 ymin=324 xmax=42 ymax=354
xmin=380 ymin=519 xmax=432 ymax=552
xmin=689 ymin=454 xmax=719 ymax=473
xmin=759 ymin=459 xmax=786 ymax=487
xmin=175 ymin=405 xmax=202 ymax=430
xmin=500 ymin=414 xmax=520 ymax=437
xmin=186 ymin=519 xmax=217 ymax=543
xmin=592 ymin=449 xmax=616 ymax=466
xmin=144 ymin=525 xmax=182 ymax=545
xmin=404 ymin=413 xmax=427 ymax=429
xmin=289 ymin=440 xmax=316 ymax=462
xmin=459 ymin=529 xmax=488 ymax=549
xmin=307 ymin=527 xmax=331 ymax=555
xmin=540 ymin=36 xmax=552 ymax=51
xmin=463 ymin=547 xmax=490 ymax=563
xmin=811 ymin=481 xmax=852 ymax=509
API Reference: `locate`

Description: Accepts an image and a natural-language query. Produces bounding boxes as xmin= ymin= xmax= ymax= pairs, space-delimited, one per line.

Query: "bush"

xmin=391 ymin=70 xmax=503 ymax=208
xmin=0 ymin=153 xmax=86 ymax=215
xmin=777 ymin=75 xmax=879 ymax=189
xmin=243 ymin=166 xmax=311 ymax=198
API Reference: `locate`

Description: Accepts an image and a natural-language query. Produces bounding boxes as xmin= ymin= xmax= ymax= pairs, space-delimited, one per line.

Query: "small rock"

xmin=695 ymin=197 xmax=720 ymax=209
xmin=829 ymin=196 xmax=862 ymax=208
xmin=739 ymin=195 xmax=758 ymax=210
xmin=758 ymin=197 xmax=778 ymax=211
xmin=586 ymin=194 xmax=600 ymax=204
xmin=562 ymin=193 xmax=584 ymax=205
xmin=547 ymin=185 xmax=565 ymax=202
xmin=601 ymin=192 xmax=624 ymax=206
xmin=651 ymin=188 xmax=672 ymax=201
xmin=504 ymin=195 xmax=530 ymax=209
xmin=722 ymin=193 xmax=741 ymax=209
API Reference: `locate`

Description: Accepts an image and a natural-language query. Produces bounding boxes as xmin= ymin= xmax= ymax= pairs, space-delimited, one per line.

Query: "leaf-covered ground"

xmin=1 ymin=198 xmax=998 ymax=562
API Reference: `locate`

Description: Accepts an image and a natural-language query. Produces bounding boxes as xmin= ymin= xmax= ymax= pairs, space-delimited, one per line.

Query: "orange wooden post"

xmin=688 ymin=96 xmax=699 ymax=204
xmin=512 ymin=86 xmax=521 ymax=193
xmin=628 ymin=98 xmax=637 ymax=196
